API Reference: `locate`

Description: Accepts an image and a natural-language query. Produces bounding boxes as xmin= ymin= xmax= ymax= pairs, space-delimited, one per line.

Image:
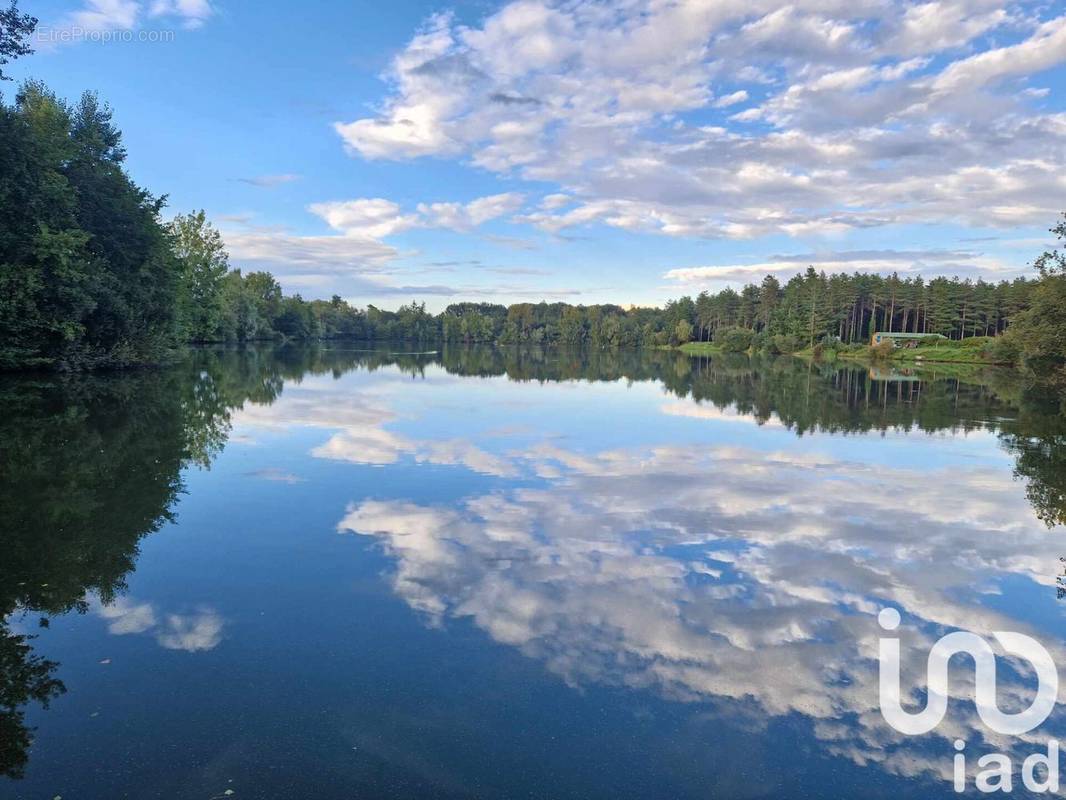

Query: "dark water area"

xmin=2 ymin=344 xmax=1066 ymax=799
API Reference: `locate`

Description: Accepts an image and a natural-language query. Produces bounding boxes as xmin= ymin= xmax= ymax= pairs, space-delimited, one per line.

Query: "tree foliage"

xmin=1003 ymin=214 xmax=1066 ymax=385
xmin=0 ymin=1 xmax=35 ymax=81
xmin=0 ymin=83 xmax=179 ymax=368
xmin=1 ymin=80 xmax=1064 ymax=388
xmin=169 ymin=210 xmax=229 ymax=341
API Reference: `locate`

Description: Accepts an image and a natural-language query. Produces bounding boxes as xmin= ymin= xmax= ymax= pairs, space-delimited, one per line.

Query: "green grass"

xmin=669 ymin=335 xmax=1013 ymax=366
xmin=884 ymin=336 xmax=1006 ymax=364
xmin=676 ymin=342 xmax=724 ymax=355
xmin=809 ymin=336 xmax=1010 ymax=365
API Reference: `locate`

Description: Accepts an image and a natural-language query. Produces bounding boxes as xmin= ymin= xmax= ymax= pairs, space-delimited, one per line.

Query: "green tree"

xmin=674 ymin=318 xmax=693 ymax=344
xmin=1007 ymin=216 xmax=1066 ymax=384
xmin=169 ymin=210 xmax=229 ymax=342
xmin=219 ymin=269 xmax=263 ymax=341
xmin=0 ymin=83 xmax=180 ymax=369
xmin=0 ymin=1 xmax=36 ymax=81
xmin=757 ymin=275 xmax=780 ymax=332
xmin=558 ymin=305 xmax=585 ymax=344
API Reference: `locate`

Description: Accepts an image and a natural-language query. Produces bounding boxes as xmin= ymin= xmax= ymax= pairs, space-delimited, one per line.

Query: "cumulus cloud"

xmin=418 ymin=192 xmax=525 ymax=231
xmin=52 ymin=0 xmax=214 ymax=38
xmin=306 ymin=192 xmax=523 ymax=238
xmin=217 ymin=192 xmax=526 ymax=293
xmin=335 ymin=1 xmax=1066 ymax=241
xmin=220 ymin=224 xmax=399 ymax=274
xmin=308 ymin=198 xmax=423 ymax=239
xmin=663 ymin=248 xmax=1028 ymax=285
xmin=713 ymin=90 xmax=749 ymax=108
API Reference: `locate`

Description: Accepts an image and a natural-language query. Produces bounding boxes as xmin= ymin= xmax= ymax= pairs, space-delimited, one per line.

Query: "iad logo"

xmin=877 ymin=608 xmax=1061 ymax=793
xmin=878 ymin=607 xmax=1058 ymax=736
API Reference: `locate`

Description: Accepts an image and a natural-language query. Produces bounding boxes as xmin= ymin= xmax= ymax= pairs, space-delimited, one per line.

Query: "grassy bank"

xmin=676 ymin=342 xmax=724 ymax=355
xmin=652 ymin=342 xmax=724 ymax=354
xmin=661 ymin=334 xmax=1015 ymax=370
xmin=816 ymin=336 xmax=1012 ymax=366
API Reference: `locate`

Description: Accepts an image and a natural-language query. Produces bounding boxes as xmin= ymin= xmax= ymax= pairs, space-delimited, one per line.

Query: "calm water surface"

xmin=2 ymin=345 xmax=1066 ymax=799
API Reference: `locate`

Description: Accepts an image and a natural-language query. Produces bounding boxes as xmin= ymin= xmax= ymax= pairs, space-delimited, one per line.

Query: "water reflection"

xmin=0 ymin=356 xmax=275 ymax=777
xmin=93 ymin=597 xmax=225 ymax=652
xmin=1 ymin=344 xmax=1064 ymax=792
xmin=338 ymin=439 xmax=1066 ymax=783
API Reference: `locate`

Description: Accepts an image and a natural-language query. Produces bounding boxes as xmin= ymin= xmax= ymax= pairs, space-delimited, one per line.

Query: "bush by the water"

xmin=770 ymin=334 xmax=805 ymax=354
xmin=714 ymin=326 xmax=754 ymax=352
xmin=870 ymin=342 xmax=895 ymax=359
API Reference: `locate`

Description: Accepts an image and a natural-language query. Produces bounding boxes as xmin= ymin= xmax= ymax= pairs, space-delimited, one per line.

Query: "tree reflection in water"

xmin=0 ymin=343 xmax=1063 ymax=780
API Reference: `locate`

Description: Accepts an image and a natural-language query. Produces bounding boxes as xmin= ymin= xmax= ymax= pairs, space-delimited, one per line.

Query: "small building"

xmin=870 ymin=332 xmax=949 ymax=348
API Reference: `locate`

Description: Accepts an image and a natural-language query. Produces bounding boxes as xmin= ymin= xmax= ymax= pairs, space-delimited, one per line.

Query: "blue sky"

xmin=8 ymin=0 xmax=1066 ymax=309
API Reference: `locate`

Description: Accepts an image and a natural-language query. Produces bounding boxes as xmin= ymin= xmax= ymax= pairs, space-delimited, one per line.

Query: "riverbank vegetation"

xmin=794 ymin=336 xmax=1004 ymax=366
xmin=1 ymin=55 xmax=1065 ymax=387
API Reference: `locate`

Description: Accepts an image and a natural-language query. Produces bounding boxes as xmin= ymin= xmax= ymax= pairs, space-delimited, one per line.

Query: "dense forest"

xmin=1 ymin=9 xmax=1064 ymax=383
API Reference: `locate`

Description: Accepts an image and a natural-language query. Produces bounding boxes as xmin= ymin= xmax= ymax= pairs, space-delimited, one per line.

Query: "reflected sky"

xmin=3 ymin=348 xmax=1065 ymax=799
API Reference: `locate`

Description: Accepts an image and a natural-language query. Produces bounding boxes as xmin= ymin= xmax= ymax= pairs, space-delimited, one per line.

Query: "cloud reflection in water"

xmin=95 ymin=597 xmax=224 ymax=653
xmin=337 ymin=436 xmax=1066 ymax=783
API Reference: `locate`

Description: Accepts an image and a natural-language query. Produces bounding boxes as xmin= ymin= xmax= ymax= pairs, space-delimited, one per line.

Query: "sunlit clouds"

xmin=36 ymin=0 xmax=1066 ymax=302
xmin=338 ymin=1 xmax=1066 ymax=245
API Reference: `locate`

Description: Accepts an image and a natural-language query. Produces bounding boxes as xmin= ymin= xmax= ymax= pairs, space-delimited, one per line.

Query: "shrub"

xmin=989 ymin=331 xmax=1022 ymax=365
xmin=870 ymin=342 xmax=895 ymax=359
xmin=651 ymin=330 xmax=671 ymax=347
xmin=714 ymin=326 xmax=754 ymax=353
xmin=770 ymin=334 xmax=804 ymax=354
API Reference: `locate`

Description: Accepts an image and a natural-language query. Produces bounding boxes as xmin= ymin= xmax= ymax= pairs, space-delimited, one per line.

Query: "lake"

xmin=2 ymin=345 xmax=1065 ymax=799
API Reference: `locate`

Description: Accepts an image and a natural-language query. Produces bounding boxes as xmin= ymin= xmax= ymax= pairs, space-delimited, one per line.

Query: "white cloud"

xmin=309 ymin=198 xmax=421 ymax=239
xmin=663 ymin=248 xmax=1027 ymax=285
xmin=307 ymin=192 xmax=524 ymax=239
xmin=540 ymin=193 xmax=572 ymax=210
xmin=147 ymin=0 xmax=213 ymax=29
xmin=54 ymin=0 xmax=214 ymax=37
xmin=926 ymin=16 xmax=1066 ymax=97
xmin=713 ymin=90 xmax=749 ymax=108
xmin=417 ymin=192 xmax=526 ymax=231
xmin=237 ymin=173 xmax=302 ymax=188
xmin=64 ymin=0 xmax=140 ymax=32
xmin=881 ymin=1 xmax=1011 ymax=57
xmin=218 ymin=191 xmax=525 ymax=284
xmin=220 ymin=226 xmax=399 ymax=274
xmin=333 ymin=13 xmax=465 ymax=159
xmin=335 ymin=1 xmax=1066 ymax=241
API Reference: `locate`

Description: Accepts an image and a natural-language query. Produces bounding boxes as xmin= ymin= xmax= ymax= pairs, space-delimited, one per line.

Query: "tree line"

xmin=1 ymin=68 xmax=1064 ymax=383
